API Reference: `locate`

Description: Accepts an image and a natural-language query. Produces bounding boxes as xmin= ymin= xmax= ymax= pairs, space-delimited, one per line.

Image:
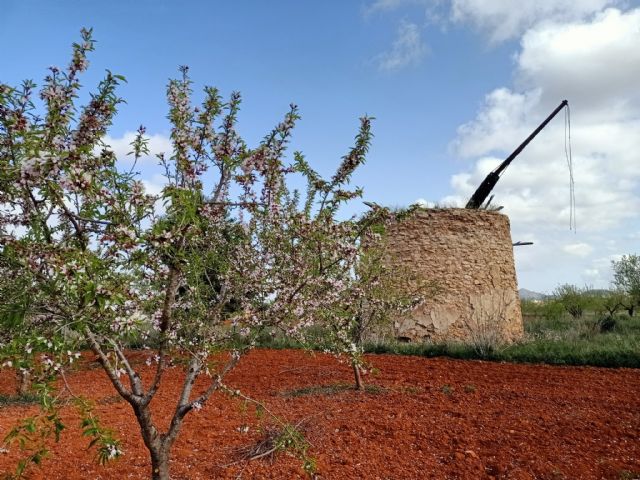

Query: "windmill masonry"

xmin=385 ymin=207 xmax=524 ymax=343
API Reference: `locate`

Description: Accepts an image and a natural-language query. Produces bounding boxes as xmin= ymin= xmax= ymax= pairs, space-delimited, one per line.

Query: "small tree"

xmin=325 ymin=221 xmax=433 ymax=390
xmin=612 ymin=254 xmax=640 ymax=316
xmin=553 ymin=284 xmax=589 ymax=319
xmin=589 ymin=290 xmax=626 ymax=333
xmin=1 ymin=30 xmax=373 ymax=479
xmin=592 ymin=290 xmax=625 ymax=317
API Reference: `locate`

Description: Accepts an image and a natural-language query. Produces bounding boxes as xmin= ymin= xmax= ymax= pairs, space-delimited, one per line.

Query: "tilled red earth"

xmin=1 ymin=349 xmax=639 ymax=479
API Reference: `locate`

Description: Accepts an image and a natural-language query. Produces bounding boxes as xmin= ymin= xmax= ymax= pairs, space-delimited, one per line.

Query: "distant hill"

xmin=519 ymin=288 xmax=547 ymax=301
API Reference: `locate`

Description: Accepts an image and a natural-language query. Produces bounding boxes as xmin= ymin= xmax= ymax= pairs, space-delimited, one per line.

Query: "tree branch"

xmin=83 ymin=326 xmax=135 ymax=402
xmin=143 ymin=266 xmax=180 ymax=404
xmin=109 ymin=339 xmax=144 ymax=397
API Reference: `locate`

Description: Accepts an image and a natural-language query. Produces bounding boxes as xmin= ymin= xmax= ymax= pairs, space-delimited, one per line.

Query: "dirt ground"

xmin=1 ymin=349 xmax=639 ymax=479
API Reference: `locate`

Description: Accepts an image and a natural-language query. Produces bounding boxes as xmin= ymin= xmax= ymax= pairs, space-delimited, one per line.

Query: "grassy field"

xmin=259 ymin=310 xmax=640 ymax=368
xmin=365 ymin=315 xmax=640 ymax=367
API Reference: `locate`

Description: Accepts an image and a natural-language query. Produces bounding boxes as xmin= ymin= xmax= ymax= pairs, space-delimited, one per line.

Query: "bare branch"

xmin=109 ymin=339 xmax=144 ymax=397
xmin=83 ymin=327 xmax=135 ymax=402
xmin=189 ymin=350 xmax=242 ymax=409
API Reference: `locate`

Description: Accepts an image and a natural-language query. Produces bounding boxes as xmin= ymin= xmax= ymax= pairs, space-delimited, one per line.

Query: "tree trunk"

xmin=628 ymin=306 xmax=635 ymax=317
xmin=131 ymin=401 xmax=174 ymax=480
xmin=150 ymin=447 xmax=171 ymax=480
xmin=16 ymin=369 xmax=31 ymax=396
xmin=351 ymin=315 xmax=366 ymax=392
xmin=352 ymin=362 xmax=364 ymax=391
xmin=150 ymin=449 xmax=171 ymax=480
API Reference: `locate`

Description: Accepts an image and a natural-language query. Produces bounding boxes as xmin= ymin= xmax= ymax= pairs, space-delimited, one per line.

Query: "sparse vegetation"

xmin=259 ymin=295 xmax=640 ymax=368
xmin=440 ymin=384 xmax=454 ymax=396
xmin=0 ymin=393 xmax=40 ymax=407
xmin=463 ymin=384 xmax=476 ymax=393
xmin=233 ymin=420 xmax=314 ymax=473
xmin=281 ymin=383 xmax=387 ymax=397
xmin=461 ymin=291 xmax=513 ymax=357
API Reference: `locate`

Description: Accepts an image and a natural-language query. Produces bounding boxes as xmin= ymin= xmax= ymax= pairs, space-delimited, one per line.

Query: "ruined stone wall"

xmin=385 ymin=208 xmax=523 ymax=343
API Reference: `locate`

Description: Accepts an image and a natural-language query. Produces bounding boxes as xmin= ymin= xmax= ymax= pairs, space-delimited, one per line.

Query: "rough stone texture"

xmin=385 ymin=208 xmax=523 ymax=343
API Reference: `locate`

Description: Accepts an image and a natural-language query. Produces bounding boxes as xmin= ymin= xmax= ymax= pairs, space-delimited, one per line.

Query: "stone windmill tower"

xmin=384 ymin=101 xmax=572 ymax=343
xmin=384 ymin=208 xmax=524 ymax=343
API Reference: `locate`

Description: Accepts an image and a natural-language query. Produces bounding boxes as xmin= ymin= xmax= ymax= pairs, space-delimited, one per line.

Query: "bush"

xmin=541 ymin=299 xmax=565 ymax=322
xmin=596 ymin=315 xmax=616 ymax=333
xmin=553 ymin=284 xmax=589 ymax=319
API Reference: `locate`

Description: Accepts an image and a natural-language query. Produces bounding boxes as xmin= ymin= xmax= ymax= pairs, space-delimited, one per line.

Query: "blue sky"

xmin=2 ymin=0 xmax=640 ymax=292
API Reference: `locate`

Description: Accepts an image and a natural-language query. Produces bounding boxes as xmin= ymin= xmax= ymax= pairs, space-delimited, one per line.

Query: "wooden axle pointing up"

xmin=465 ymin=100 xmax=569 ymax=210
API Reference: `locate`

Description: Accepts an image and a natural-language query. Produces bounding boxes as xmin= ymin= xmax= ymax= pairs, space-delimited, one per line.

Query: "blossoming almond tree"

xmin=0 ymin=30 xmax=374 ymax=479
xmin=324 ymin=217 xmax=434 ymax=391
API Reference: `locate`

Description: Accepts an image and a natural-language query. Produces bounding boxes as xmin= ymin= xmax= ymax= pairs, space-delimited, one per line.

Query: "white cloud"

xmin=578 ymin=253 xmax=628 ymax=286
xmin=367 ymin=0 xmax=417 ymax=13
xmin=452 ymin=89 xmax=543 ymax=158
xmin=141 ymin=174 xmax=168 ymax=197
xmin=450 ymin=7 xmax=640 ymax=233
xmin=142 ymin=174 xmax=169 ymax=217
xmin=450 ymin=0 xmax=619 ymax=43
xmin=563 ymin=242 xmax=594 ymax=257
xmin=444 ymin=6 xmax=640 ymax=290
xmin=516 ymin=8 xmax=640 ymax=115
xmin=102 ymin=133 xmax=171 ymax=215
xmin=103 ymin=131 xmax=172 ymax=164
xmin=366 ymin=0 xmax=619 ymax=43
xmin=583 ymin=268 xmax=600 ymax=278
xmin=582 ymin=268 xmax=602 ymax=286
xmin=375 ymin=21 xmax=429 ymax=71
xmin=593 ymin=254 xmax=624 ymax=270
xmin=413 ymin=198 xmax=432 ymax=207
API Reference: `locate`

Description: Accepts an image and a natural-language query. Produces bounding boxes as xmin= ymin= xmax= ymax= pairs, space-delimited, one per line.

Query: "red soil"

xmin=1 ymin=349 xmax=639 ymax=479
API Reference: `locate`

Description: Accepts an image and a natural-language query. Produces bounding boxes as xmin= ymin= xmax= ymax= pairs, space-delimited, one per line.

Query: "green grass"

xmin=362 ymin=313 xmax=640 ymax=368
xmin=257 ymin=313 xmax=640 ymax=369
xmin=440 ymin=384 xmax=454 ymax=396
xmin=281 ymin=383 xmax=386 ymax=397
xmin=0 ymin=393 xmax=39 ymax=407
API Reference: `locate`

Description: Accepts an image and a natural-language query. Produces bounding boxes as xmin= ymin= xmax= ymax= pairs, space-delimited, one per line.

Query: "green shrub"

xmin=541 ymin=300 xmax=566 ymax=322
xmin=596 ymin=315 xmax=616 ymax=333
xmin=554 ymin=284 xmax=589 ymax=319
